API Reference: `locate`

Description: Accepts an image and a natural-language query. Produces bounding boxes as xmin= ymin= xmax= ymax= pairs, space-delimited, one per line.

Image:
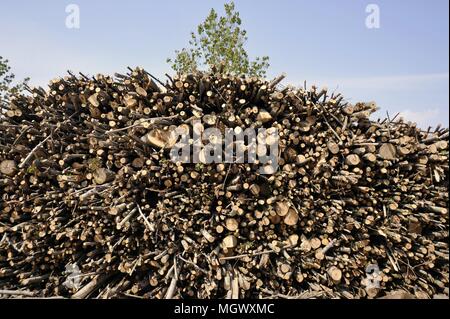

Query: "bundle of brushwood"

xmin=0 ymin=67 xmax=448 ymax=299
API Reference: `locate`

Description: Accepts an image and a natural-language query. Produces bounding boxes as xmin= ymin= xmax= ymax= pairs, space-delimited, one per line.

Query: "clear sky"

xmin=1 ymin=0 xmax=448 ymax=128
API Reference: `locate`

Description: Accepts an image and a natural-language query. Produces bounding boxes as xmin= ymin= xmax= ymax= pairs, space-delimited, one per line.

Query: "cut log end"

xmin=0 ymin=160 xmax=17 ymax=176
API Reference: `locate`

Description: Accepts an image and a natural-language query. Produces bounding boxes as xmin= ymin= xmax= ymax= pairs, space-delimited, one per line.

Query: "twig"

xmin=321 ymin=239 xmax=338 ymax=256
xmin=72 ymin=273 xmax=114 ymax=299
xmin=106 ymin=115 xmax=178 ymax=134
xmin=164 ymin=256 xmax=180 ymax=299
xmin=136 ymin=203 xmax=154 ymax=231
xmin=0 ymin=289 xmax=35 ymax=297
xmin=178 ymin=256 xmax=208 ymax=274
xmin=18 ymin=134 xmax=52 ymax=169
xmin=220 ymin=245 xmax=293 ymax=260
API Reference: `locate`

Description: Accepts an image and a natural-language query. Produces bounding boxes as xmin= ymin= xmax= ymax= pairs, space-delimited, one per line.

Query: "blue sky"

xmin=1 ymin=0 xmax=448 ymax=127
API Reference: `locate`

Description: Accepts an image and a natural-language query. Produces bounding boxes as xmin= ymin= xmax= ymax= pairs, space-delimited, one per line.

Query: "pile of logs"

xmin=0 ymin=67 xmax=448 ymax=299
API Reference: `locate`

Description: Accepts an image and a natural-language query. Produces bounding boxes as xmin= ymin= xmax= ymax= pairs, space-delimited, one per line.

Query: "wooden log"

xmin=378 ymin=143 xmax=397 ymax=160
xmin=225 ymin=218 xmax=239 ymax=232
xmin=327 ymin=266 xmax=342 ymax=284
xmin=0 ymin=160 xmax=17 ymax=176
xmin=283 ymin=208 xmax=299 ymax=226
xmin=345 ymin=154 xmax=360 ymax=166
xmin=93 ymin=168 xmax=115 ymax=185
xmin=223 ymin=235 xmax=238 ymax=249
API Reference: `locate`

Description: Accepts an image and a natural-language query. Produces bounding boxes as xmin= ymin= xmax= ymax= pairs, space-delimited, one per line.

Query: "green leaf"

xmin=167 ymin=1 xmax=269 ymax=77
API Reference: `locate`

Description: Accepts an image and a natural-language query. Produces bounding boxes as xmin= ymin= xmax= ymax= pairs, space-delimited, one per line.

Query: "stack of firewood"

xmin=0 ymin=67 xmax=448 ymax=299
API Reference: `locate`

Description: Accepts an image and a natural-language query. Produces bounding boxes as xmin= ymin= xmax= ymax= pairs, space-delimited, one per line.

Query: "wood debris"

xmin=0 ymin=67 xmax=448 ymax=299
